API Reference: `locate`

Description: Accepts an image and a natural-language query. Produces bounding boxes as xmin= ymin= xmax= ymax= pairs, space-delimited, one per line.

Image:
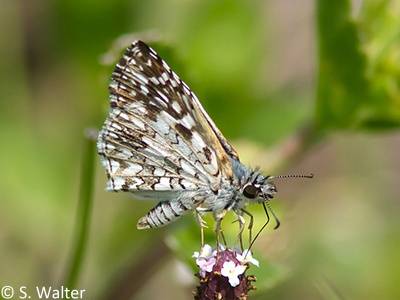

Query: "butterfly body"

xmin=97 ymin=41 xmax=277 ymax=230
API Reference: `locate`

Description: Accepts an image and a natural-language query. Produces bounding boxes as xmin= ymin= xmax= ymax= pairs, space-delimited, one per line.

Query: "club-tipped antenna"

xmin=271 ymin=173 xmax=314 ymax=180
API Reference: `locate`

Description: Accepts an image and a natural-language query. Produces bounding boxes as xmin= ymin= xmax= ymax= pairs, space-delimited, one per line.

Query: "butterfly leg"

xmin=220 ymin=230 xmax=228 ymax=248
xmin=241 ymin=209 xmax=254 ymax=248
xmin=238 ymin=215 xmax=246 ymax=251
xmin=195 ymin=210 xmax=208 ymax=247
xmin=233 ymin=209 xmax=245 ymax=251
xmin=214 ymin=210 xmax=227 ymax=251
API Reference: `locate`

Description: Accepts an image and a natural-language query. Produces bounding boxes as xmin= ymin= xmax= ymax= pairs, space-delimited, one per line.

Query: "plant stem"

xmin=63 ymin=129 xmax=97 ymax=288
xmin=101 ymin=237 xmax=170 ymax=300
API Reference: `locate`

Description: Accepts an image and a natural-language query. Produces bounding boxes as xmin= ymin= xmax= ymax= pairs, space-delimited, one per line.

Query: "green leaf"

xmin=316 ymin=0 xmax=370 ymax=129
xmin=359 ymin=0 xmax=400 ymax=128
xmin=316 ymin=0 xmax=400 ymax=129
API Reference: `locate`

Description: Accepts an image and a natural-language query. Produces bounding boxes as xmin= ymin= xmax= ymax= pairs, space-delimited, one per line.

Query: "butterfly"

xmin=97 ymin=40 xmax=311 ymax=246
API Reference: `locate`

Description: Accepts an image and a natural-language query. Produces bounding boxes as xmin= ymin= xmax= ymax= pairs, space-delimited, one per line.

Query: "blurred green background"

xmin=1 ymin=0 xmax=400 ymax=299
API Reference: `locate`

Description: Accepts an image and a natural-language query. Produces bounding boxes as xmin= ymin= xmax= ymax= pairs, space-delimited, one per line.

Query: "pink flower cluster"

xmin=193 ymin=245 xmax=258 ymax=287
xmin=193 ymin=245 xmax=258 ymax=300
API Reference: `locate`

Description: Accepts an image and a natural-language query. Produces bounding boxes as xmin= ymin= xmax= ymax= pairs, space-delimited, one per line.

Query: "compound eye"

xmin=243 ymin=184 xmax=259 ymax=199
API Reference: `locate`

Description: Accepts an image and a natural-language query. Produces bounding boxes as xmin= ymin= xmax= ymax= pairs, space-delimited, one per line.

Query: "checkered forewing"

xmin=97 ymin=41 xmax=237 ymax=194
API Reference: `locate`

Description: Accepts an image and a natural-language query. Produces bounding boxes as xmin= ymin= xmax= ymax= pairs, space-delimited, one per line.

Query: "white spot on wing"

xmin=172 ymin=101 xmax=182 ymax=114
xmin=109 ymin=160 xmax=120 ymax=173
xmin=150 ymin=77 xmax=160 ymax=85
xmin=150 ymin=52 xmax=158 ymax=60
xmin=132 ymin=118 xmax=146 ymax=130
xmin=121 ymin=163 xmax=143 ymax=176
xmin=113 ymin=177 xmax=125 ymax=189
xmin=161 ymin=72 xmax=169 ymax=82
xmin=154 ymin=168 xmax=166 ymax=176
xmin=133 ymin=72 xmax=148 ymax=84
xmin=141 ymin=84 xmax=149 ymax=94
xmin=180 ymin=160 xmax=196 ymax=176
xmin=182 ymin=114 xmax=196 ymax=128
xmin=153 ymin=116 xmax=170 ymax=135
xmin=192 ymin=132 xmax=206 ymax=148
xmin=154 ymin=177 xmax=171 ymax=190
xmin=109 ymin=80 xmax=118 ymax=90
xmin=111 ymin=122 xmax=122 ymax=130
xmin=181 ymin=179 xmax=197 ymax=189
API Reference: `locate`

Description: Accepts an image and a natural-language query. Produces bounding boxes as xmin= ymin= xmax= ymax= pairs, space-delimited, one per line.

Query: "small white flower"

xmin=197 ymin=257 xmax=216 ymax=276
xmin=193 ymin=244 xmax=217 ymax=277
xmin=236 ymin=249 xmax=259 ymax=267
xmin=220 ymin=261 xmax=247 ymax=287
xmin=193 ymin=244 xmax=214 ymax=259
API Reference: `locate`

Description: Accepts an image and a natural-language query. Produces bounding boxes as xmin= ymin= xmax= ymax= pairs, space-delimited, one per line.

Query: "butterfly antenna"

xmin=271 ymin=173 xmax=314 ymax=179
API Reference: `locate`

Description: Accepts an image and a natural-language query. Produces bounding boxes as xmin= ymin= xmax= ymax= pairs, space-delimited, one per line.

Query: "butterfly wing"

xmin=97 ymin=41 xmax=237 ymax=196
xmin=189 ymin=96 xmax=240 ymax=162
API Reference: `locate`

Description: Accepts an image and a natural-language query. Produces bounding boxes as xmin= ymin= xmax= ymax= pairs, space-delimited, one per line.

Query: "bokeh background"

xmin=1 ymin=0 xmax=400 ymax=299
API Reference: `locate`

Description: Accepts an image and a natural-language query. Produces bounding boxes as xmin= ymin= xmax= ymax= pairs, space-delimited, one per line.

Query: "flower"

xmin=193 ymin=244 xmax=214 ymax=260
xmin=193 ymin=244 xmax=217 ymax=276
xmin=220 ymin=261 xmax=247 ymax=287
xmin=197 ymin=257 xmax=216 ymax=276
xmin=236 ymin=249 xmax=260 ymax=267
xmin=193 ymin=246 xmax=257 ymax=299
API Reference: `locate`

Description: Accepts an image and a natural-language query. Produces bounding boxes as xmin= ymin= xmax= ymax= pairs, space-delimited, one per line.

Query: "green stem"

xmin=63 ymin=130 xmax=97 ymax=288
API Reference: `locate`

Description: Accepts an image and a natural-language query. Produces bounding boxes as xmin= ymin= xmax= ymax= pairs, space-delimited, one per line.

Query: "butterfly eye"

xmin=243 ymin=184 xmax=259 ymax=199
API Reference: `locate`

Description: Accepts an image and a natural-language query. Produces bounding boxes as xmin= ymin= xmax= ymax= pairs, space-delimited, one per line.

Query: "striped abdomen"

xmin=137 ymin=200 xmax=191 ymax=229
